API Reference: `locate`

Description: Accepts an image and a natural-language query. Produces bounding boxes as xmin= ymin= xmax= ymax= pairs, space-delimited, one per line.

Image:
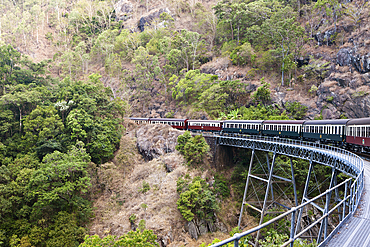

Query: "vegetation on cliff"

xmin=0 ymin=0 xmax=369 ymax=245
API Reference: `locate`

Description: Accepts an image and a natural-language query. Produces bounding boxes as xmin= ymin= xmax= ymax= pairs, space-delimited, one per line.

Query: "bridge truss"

xmin=211 ymin=135 xmax=363 ymax=247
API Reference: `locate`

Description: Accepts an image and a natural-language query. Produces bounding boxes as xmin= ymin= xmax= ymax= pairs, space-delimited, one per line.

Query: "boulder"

xmin=296 ymin=57 xmax=310 ymax=68
xmin=114 ymin=0 xmax=133 ymax=21
xmin=136 ymin=124 xmax=184 ymax=161
xmin=187 ymin=221 xmax=199 ymax=240
xmin=336 ymin=48 xmax=370 ymax=74
xmin=362 ymin=73 xmax=370 ymax=84
xmin=138 ymin=8 xmax=171 ymax=32
xmin=342 ymin=96 xmax=370 ymax=118
xmin=198 ymin=220 xmax=208 ymax=235
xmin=336 ymin=48 xmax=352 ymax=67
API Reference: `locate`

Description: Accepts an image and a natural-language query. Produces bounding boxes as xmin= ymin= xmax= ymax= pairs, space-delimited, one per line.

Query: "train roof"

xmin=223 ymin=120 xmax=264 ymax=124
xmin=149 ymin=118 xmax=187 ymax=121
xmin=187 ymin=120 xmax=222 ymax=123
xmin=347 ymin=118 xmax=370 ymax=125
xmin=263 ymin=120 xmax=305 ymax=124
xmin=130 ymin=117 xmax=149 ymax=121
xmin=303 ymin=119 xmax=350 ymax=125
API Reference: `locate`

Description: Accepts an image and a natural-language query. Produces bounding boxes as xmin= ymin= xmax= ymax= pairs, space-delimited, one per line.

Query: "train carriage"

xmin=187 ymin=120 xmax=222 ymax=132
xmin=302 ymin=119 xmax=350 ymax=143
xmin=261 ymin=120 xmax=305 ymax=138
xmin=149 ymin=118 xmax=187 ymax=130
xmin=346 ymin=118 xmax=370 ymax=151
xmin=130 ymin=117 xmax=150 ymax=124
xmin=222 ymin=120 xmax=263 ymax=135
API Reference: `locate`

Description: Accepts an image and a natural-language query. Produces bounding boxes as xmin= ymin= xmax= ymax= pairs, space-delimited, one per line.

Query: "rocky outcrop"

xmin=136 ymin=124 xmax=184 ymax=161
xmin=138 ymin=8 xmax=171 ymax=32
xmin=314 ymin=28 xmax=337 ymax=46
xmin=337 ymin=48 xmax=370 ymax=74
xmin=186 ymin=217 xmax=228 ymax=240
xmin=114 ymin=0 xmax=133 ymax=21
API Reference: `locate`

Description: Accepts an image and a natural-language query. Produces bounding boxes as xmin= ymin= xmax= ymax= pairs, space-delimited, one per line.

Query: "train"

xmin=130 ymin=117 xmax=370 ymax=152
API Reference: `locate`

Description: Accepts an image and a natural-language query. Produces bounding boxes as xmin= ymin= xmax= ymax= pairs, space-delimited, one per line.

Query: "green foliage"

xmin=176 ymin=131 xmax=192 ymax=154
xmin=30 ymin=142 xmax=92 ymax=221
xmin=170 ymin=69 xmax=218 ymax=105
xmin=129 ymin=214 xmax=137 ymax=224
xmin=176 ymin=176 xmax=219 ymax=222
xmin=80 ymin=228 xmax=159 ymax=247
xmin=252 ymin=78 xmax=271 ymax=104
xmin=326 ymin=96 xmax=334 ymax=102
xmin=308 ymin=85 xmax=318 ymax=95
xmin=22 ymin=105 xmax=64 ymax=156
xmin=214 ymin=174 xmax=230 ymax=198
xmin=220 ymin=104 xmax=289 ymax=121
xmin=139 ymin=181 xmax=151 ymax=193
xmin=230 ymin=42 xmax=256 ymax=66
xmin=285 ymin=102 xmax=308 ymax=120
xmin=176 ymin=132 xmax=210 ymax=166
xmin=46 ymin=212 xmax=86 ymax=247
xmin=258 ymin=229 xmax=288 ymax=247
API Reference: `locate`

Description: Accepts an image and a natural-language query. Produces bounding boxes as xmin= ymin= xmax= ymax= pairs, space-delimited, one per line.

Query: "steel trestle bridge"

xmin=206 ymin=134 xmax=364 ymax=247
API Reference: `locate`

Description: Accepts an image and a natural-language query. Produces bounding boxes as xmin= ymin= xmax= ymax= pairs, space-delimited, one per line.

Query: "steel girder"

xmin=217 ymin=136 xmax=361 ymax=178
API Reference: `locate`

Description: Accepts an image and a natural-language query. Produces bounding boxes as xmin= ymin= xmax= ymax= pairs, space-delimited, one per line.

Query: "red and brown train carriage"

xmin=346 ymin=118 xmax=370 ymax=151
xmin=187 ymin=120 xmax=222 ymax=132
xmin=149 ymin=118 xmax=188 ymax=130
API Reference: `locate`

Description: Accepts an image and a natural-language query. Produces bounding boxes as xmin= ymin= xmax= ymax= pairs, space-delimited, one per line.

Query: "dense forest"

xmin=0 ymin=0 xmax=369 ymax=246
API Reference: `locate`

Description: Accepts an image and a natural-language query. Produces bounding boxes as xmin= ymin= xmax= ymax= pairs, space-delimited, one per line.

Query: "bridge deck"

xmin=326 ymin=160 xmax=370 ymax=247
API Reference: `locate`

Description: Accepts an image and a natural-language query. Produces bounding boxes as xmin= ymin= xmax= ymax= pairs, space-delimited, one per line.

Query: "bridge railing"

xmin=211 ymin=178 xmax=356 ymax=247
xmin=199 ymin=133 xmax=364 ymax=247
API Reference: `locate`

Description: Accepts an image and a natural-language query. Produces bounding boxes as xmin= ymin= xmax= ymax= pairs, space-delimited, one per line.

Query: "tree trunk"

xmin=19 ymin=107 xmax=22 ymax=133
xmin=230 ymin=22 xmax=234 ymax=40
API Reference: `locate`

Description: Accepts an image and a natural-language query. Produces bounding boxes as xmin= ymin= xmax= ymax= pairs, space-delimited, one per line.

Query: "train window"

xmin=247 ymin=124 xmax=250 ymax=129
xmin=362 ymin=127 xmax=365 ymax=137
xmin=319 ymin=126 xmax=323 ymax=133
xmin=357 ymin=127 xmax=360 ymax=137
xmin=367 ymin=127 xmax=370 ymax=137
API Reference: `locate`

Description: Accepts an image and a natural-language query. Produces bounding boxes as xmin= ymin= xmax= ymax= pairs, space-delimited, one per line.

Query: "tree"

xmin=170 ymin=70 xmax=218 ymax=105
xmin=30 ymin=142 xmax=92 ymax=218
xmin=258 ymin=6 xmax=304 ymax=85
xmin=0 ymin=83 xmax=46 ymax=133
xmin=314 ymin=0 xmax=342 ymax=33
xmin=176 ymin=132 xmax=209 ymax=166
xmin=22 ymin=106 xmax=64 ymax=154
xmin=176 ymin=176 xmax=219 ymax=224
xmin=172 ymin=30 xmax=206 ymax=71
xmin=0 ymin=45 xmax=22 ymax=95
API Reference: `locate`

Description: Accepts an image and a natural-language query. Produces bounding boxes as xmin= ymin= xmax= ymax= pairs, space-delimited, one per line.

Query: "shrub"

xmin=176 ymin=132 xmax=210 ymax=166
xmin=176 ymin=176 xmax=219 ymax=222
xmin=230 ymin=42 xmax=255 ymax=66
xmin=285 ymin=101 xmax=308 ymax=120
xmin=308 ymin=85 xmax=318 ymax=95
xmin=214 ymin=174 xmax=230 ymax=198
xmin=252 ymin=77 xmax=271 ymax=104
xmin=139 ymin=181 xmax=150 ymax=193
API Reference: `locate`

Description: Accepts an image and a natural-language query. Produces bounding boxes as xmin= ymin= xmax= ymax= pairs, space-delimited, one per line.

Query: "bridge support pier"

xmin=238 ymin=149 xmax=299 ymax=246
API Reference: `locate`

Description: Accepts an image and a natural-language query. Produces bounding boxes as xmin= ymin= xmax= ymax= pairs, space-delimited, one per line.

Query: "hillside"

xmin=1 ymin=0 xmax=370 ymax=246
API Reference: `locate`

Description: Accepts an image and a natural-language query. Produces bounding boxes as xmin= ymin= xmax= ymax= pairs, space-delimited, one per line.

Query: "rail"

xmin=199 ymin=133 xmax=364 ymax=247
